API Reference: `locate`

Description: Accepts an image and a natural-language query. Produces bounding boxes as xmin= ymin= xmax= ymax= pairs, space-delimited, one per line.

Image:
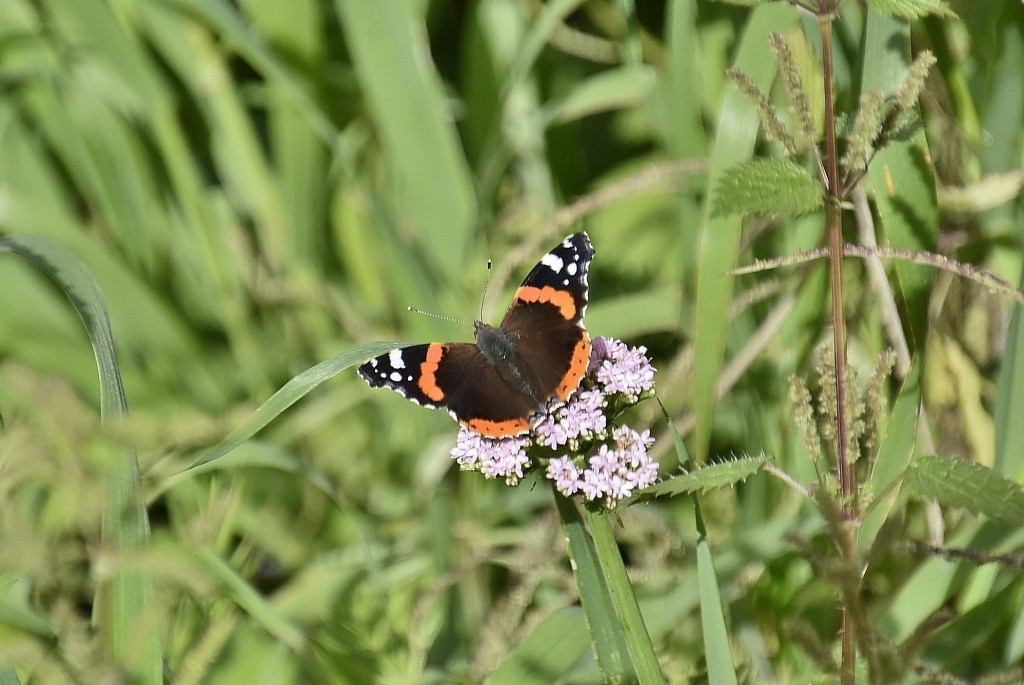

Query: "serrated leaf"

xmin=640 ymin=454 xmax=769 ymax=499
xmin=712 ymin=159 xmax=823 ymax=218
xmin=867 ymin=0 xmax=955 ymax=19
xmin=905 ymin=455 xmax=1024 ymax=525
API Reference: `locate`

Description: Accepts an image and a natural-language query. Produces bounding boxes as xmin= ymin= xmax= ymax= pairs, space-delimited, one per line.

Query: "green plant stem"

xmin=556 ymin=491 xmax=665 ymax=684
xmin=586 ymin=508 xmax=666 ymax=683
xmin=818 ymin=7 xmax=856 ymax=684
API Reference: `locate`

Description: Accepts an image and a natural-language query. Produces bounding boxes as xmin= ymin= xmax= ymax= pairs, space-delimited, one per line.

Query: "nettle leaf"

xmin=868 ymin=0 xmax=955 ymax=19
xmin=639 ymin=454 xmax=769 ymax=499
xmin=905 ymin=455 xmax=1024 ymax=525
xmin=712 ymin=158 xmax=823 ymax=218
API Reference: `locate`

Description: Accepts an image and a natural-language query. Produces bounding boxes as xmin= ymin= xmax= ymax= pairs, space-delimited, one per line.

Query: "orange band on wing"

xmin=555 ymin=335 xmax=591 ymax=400
xmin=417 ymin=344 xmax=447 ymax=401
xmin=514 ymin=285 xmax=578 ymax=320
xmin=465 ymin=416 xmax=533 ymax=437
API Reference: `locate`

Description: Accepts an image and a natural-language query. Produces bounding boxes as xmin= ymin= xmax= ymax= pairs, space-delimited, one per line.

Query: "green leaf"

xmin=0 ymin=234 xmax=161 ymax=684
xmin=332 ymin=0 xmax=476 ymax=274
xmin=697 ymin=538 xmax=737 ymax=685
xmin=905 ymin=455 xmax=1024 ymax=524
xmin=584 ymin=506 xmax=665 ymax=684
xmin=0 ymin=234 xmax=128 ymax=418
xmin=713 ymin=159 xmax=823 ymax=218
xmin=183 ymin=342 xmax=407 ymax=471
xmin=691 ymin=2 xmax=799 ymax=465
xmin=862 ymin=11 xmax=939 ymax=350
xmin=996 ymin=302 xmax=1024 ymax=480
xmin=639 ymin=454 xmax=769 ymax=499
xmin=858 ymin=361 xmax=920 ymax=556
xmin=867 ymin=0 xmax=955 ymax=20
xmin=544 ymin=65 xmax=657 ymax=126
xmin=555 ymin=495 xmax=638 ymax=683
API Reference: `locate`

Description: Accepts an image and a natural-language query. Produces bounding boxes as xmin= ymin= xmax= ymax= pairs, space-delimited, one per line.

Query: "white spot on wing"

xmin=388 ymin=349 xmax=406 ymax=369
xmin=541 ymin=252 xmax=564 ymax=274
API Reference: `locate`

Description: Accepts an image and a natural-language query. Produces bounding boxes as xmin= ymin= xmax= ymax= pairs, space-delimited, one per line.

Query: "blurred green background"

xmin=1 ymin=0 xmax=1022 ymax=683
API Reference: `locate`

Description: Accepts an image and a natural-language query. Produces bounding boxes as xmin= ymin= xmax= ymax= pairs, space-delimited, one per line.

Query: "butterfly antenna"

xmin=406 ymin=306 xmax=469 ymax=327
xmin=478 ymin=259 xmax=492 ymax=322
xmin=407 ymin=255 xmax=492 ymax=327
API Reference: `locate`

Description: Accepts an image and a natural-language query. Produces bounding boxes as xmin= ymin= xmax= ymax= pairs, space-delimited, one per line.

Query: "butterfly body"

xmin=358 ymin=232 xmax=594 ymax=437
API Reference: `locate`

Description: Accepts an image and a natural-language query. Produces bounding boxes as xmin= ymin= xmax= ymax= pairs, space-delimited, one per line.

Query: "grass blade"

xmin=184 ymin=342 xmax=406 ymax=471
xmin=0 ymin=234 xmax=127 ymax=417
xmin=995 ymin=306 xmax=1024 ymax=478
xmin=586 ymin=506 xmax=666 ymax=684
xmin=858 ymin=361 xmax=920 ymax=556
xmin=697 ymin=537 xmax=736 ymax=685
xmin=691 ymin=3 xmax=798 ymax=463
xmin=332 ymin=0 xmax=476 ymax=273
xmin=196 ymin=547 xmax=306 ymax=652
xmin=862 ymin=11 xmax=939 ymax=348
xmin=0 ymin=234 xmax=160 ymax=684
xmin=556 ymin=493 xmax=638 ymax=682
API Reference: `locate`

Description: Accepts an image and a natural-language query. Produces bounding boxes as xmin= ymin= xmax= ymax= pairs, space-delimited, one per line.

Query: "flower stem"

xmin=555 ymin=489 xmax=665 ymax=684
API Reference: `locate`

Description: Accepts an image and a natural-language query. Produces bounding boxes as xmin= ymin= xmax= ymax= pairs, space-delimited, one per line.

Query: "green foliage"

xmin=484 ymin=607 xmax=591 ymax=685
xmin=0 ymin=234 xmax=158 ymax=683
xmin=868 ymin=0 xmax=955 ymax=20
xmin=0 ymin=0 xmax=1022 ymax=683
xmin=714 ymin=158 xmax=823 ymax=218
xmin=557 ymin=495 xmax=663 ymax=684
xmin=642 ymin=454 xmax=769 ymax=497
xmin=905 ymin=455 xmax=1024 ymax=525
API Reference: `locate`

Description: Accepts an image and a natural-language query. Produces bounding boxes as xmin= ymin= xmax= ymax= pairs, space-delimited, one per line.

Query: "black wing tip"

xmin=570 ymin=231 xmax=594 ymax=256
xmin=357 ymin=358 xmax=382 ymax=385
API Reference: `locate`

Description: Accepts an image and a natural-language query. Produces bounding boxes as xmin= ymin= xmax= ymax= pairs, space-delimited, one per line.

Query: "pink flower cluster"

xmin=449 ymin=336 xmax=658 ymax=506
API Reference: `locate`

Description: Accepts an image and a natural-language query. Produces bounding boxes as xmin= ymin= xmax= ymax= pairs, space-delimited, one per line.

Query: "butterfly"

xmin=358 ymin=233 xmax=594 ymax=437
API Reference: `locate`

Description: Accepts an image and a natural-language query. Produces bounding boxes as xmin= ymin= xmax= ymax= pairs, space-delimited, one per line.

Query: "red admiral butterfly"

xmin=359 ymin=232 xmax=594 ymax=437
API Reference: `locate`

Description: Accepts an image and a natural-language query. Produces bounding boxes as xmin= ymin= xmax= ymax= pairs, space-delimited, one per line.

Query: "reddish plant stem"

xmin=819 ymin=5 xmax=856 ymax=684
xmin=819 ymin=17 xmax=850 ymax=502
